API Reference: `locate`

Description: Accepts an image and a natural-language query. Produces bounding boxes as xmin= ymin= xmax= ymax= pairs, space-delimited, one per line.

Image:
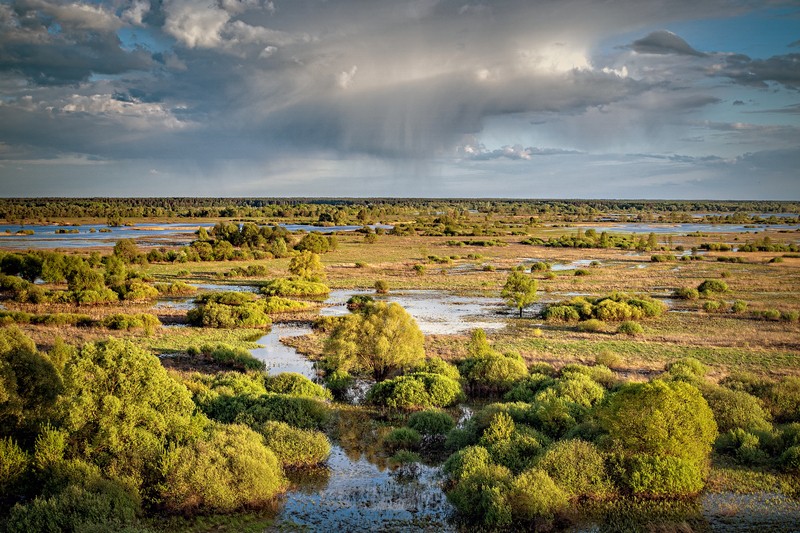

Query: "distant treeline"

xmin=1 ymin=198 xmax=798 ymax=224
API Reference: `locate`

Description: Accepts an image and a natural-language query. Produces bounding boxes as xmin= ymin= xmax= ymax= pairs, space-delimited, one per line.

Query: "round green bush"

xmin=595 ymin=351 xmax=624 ymax=369
xmin=543 ymin=305 xmax=581 ymax=322
xmin=732 ymin=300 xmax=748 ymax=314
xmin=407 ymin=410 xmax=455 ymax=435
xmin=160 ymin=423 xmax=288 ymax=514
xmin=446 ymin=462 xmax=513 ymax=528
xmin=443 ymin=445 xmax=493 ymax=479
xmin=673 ymin=287 xmax=700 ymax=300
xmin=508 ymin=468 xmax=568 ymax=520
xmin=535 ymin=373 xmax=606 ymax=408
xmin=263 ymin=372 xmax=331 ymax=400
xmin=0 ymin=438 xmax=29 ymax=496
xmin=366 ymin=372 xmax=463 ymax=409
xmin=780 ymin=445 xmax=800 ymax=470
xmin=617 ymin=320 xmax=644 ymax=336
xmin=504 ymin=373 xmax=556 ymax=402
xmin=766 ymin=377 xmax=800 ymax=423
xmin=703 ymin=300 xmax=725 ymax=313
xmin=625 ymin=455 xmax=704 ymax=498
xmin=665 ymin=357 xmax=708 ymax=380
xmin=599 ymin=380 xmax=717 ymax=470
xmin=6 ymin=477 xmax=142 ymax=533
xmin=698 ymin=279 xmax=728 ymax=294
xmin=460 ymin=352 xmax=528 ymax=394
xmin=535 ymin=439 xmax=611 ymax=498
xmin=414 ymin=357 xmax=460 ymax=380
xmin=578 ymin=319 xmax=605 ymax=333
xmin=258 ymin=421 xmax=331 ymax=468
xmin=384 ymin=427 xmax=422 ymax=451
xmin=702 ymin=385 xmax=772 ymax=433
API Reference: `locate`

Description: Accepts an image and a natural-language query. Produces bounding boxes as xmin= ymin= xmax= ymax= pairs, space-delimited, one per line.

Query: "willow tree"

xmin=501 ymin=268 xmax=538 ymax=318
xmin=324 ymin=302 xmax=425 ymax=381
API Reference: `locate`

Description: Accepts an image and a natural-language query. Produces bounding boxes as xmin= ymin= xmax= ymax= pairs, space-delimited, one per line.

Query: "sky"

xmin=0 ymin=0 xmax=798 ymax=199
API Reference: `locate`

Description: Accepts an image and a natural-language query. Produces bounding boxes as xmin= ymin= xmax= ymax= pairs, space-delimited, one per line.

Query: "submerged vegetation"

xmin=1 ymin=198 xmax=799 ymax=531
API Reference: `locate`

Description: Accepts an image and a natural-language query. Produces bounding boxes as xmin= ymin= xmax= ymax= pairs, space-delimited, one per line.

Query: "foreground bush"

xmin=263 ymin=372 xmax=331 ymax=400
xmin=189 ymin=343 xmax=265 ymax=371
xmin=508 ymin=468 xmax=568 ymax=520
xmin=257 ymin=421 xmax=331 ymax=468
xmin=366 ymin=372 xmax=463 ymax=409
xmin=407 ymin=410 xmax=455 ymax=435
xmin=160 ymin=423 xmax=287 ymax=514
xmin=6 ymin=475 xmax=145 ymax=532
xmin=535 ymin=439 xmax=611 ymax=498
xmin=624 ymin=455 xmax=704 ymax=498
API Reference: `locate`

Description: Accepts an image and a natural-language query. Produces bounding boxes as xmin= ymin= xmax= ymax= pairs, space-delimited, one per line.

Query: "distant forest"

xmin=1 ymin=198 xmax=798 ymax=224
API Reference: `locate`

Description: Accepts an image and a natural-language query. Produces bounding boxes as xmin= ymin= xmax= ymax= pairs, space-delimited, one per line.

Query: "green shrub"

xmin=698 ymin=279 xmax=728 ymax=295
xmin=508 ymin=468 xmax=568 ymax=520
xmin=258 ymin=421 xmax=331 ymax=468
xmin=261 ymin=278 xmax=329 ymax=297
xmin=323 ymin=370 xmax=354 ymax=401
xmin=528 ymin=362 xmax=557 ymax=376
xmin=0 ymin=438 xmax=29 ymax=496
xmin=443 ymin=445 xmax=492 ymax=479
xmin=732 ymin=300 xmax=748 ymax=313
xmin=595 ymin=351 xmax=623 ymax=369
xmin=504 ymin=374 xmax=555 ymax=402
xmin=460 ymin=350 xmax=528 ymax=394
xmin=703 ymin=300 xmax=726 ymax=313
xmin=205 ymin=393 xmax=330 ymax=430
xmin=543 ymin=304 xmax=581 ymax=322
xmin=195 ymin=343 xmax=265 ymax=371
xmin=407 ymin=410 xmax=455 ymax=435
xmin=780 ymin=445 xmax=800 ymax=470
xmin=536 ymin=373 xmax=606 ymax=408
xmin=715 ymin=428 xmax=770 ymax=465
xmin=414 ymin=357 xmax=460 ymax=381
xmin=625 ymin=455 xmax=704 ymax=498
xmin=702 ymin=385 xmax=772 ymax=433
xmin=665 ymin=357 xmax=708 ymax=381
xmin=673 ymin=287 xmax=700 ymax=300
xmin=188 ymin=300 xmax=272 ymax=328
xmin=366 ymin=372 xmax=463 ymax=409
xmin=446 ymin=461 xmax=513 ymax=528
xmin=616 ymin=320 xmax=643 ymax=336
xmin=160 ymin=423 xmax=287 ymax=514
xmin=374 ymin=279 xmax=389 ymax=294
xmin=561 ymin=363 xmax=616 ymax=388
xmin=530 ymin=262 xmax=551 ymax=272
xmin=765 ymin=377 xmax=800 ymax=423
xmin=535 ymin=439 xmax=611 ymax=498
xmin=261 ymin=297 xmax=311 ymax=314
xmin=574 ymin=269 xmax=590 ymax=276
xmin=599 ymin=380 xmax=717 ymax=476
xmin=577 ymin=318 xmax=605 ymax=332
xmin=263 ymin=372 xmax=331 ymax=400
xmin=6 ymin=477 xmax=143 ymax=532
xmin=102 ymin=313 xmax=161 ymax=333
xmin=384 ymin=427 xmax=422 ymax=451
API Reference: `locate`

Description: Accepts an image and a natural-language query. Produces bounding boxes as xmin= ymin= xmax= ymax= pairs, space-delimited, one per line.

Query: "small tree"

xmin=324 ymin=302 xmax=425 ymax=381
xmin=501 ymin=268 xmax=538 ymax=318
xmin=288 ymin=251 xmax=325 ymax=281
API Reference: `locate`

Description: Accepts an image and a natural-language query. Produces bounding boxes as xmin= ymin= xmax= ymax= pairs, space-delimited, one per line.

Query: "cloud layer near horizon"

xmin=0 ymin=0 xmax=798 ymax=198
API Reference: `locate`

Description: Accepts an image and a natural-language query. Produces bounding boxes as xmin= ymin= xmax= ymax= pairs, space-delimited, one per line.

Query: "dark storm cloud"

xmin=715 ymin=53 xmax=800 ymax=89
xmin=0 ymin=0 xmax=798 ymax=197
xmin=0 ymin=2 xmax=153 ymax=84
xmin=631 ymin=30 xmax=706 ymax=56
